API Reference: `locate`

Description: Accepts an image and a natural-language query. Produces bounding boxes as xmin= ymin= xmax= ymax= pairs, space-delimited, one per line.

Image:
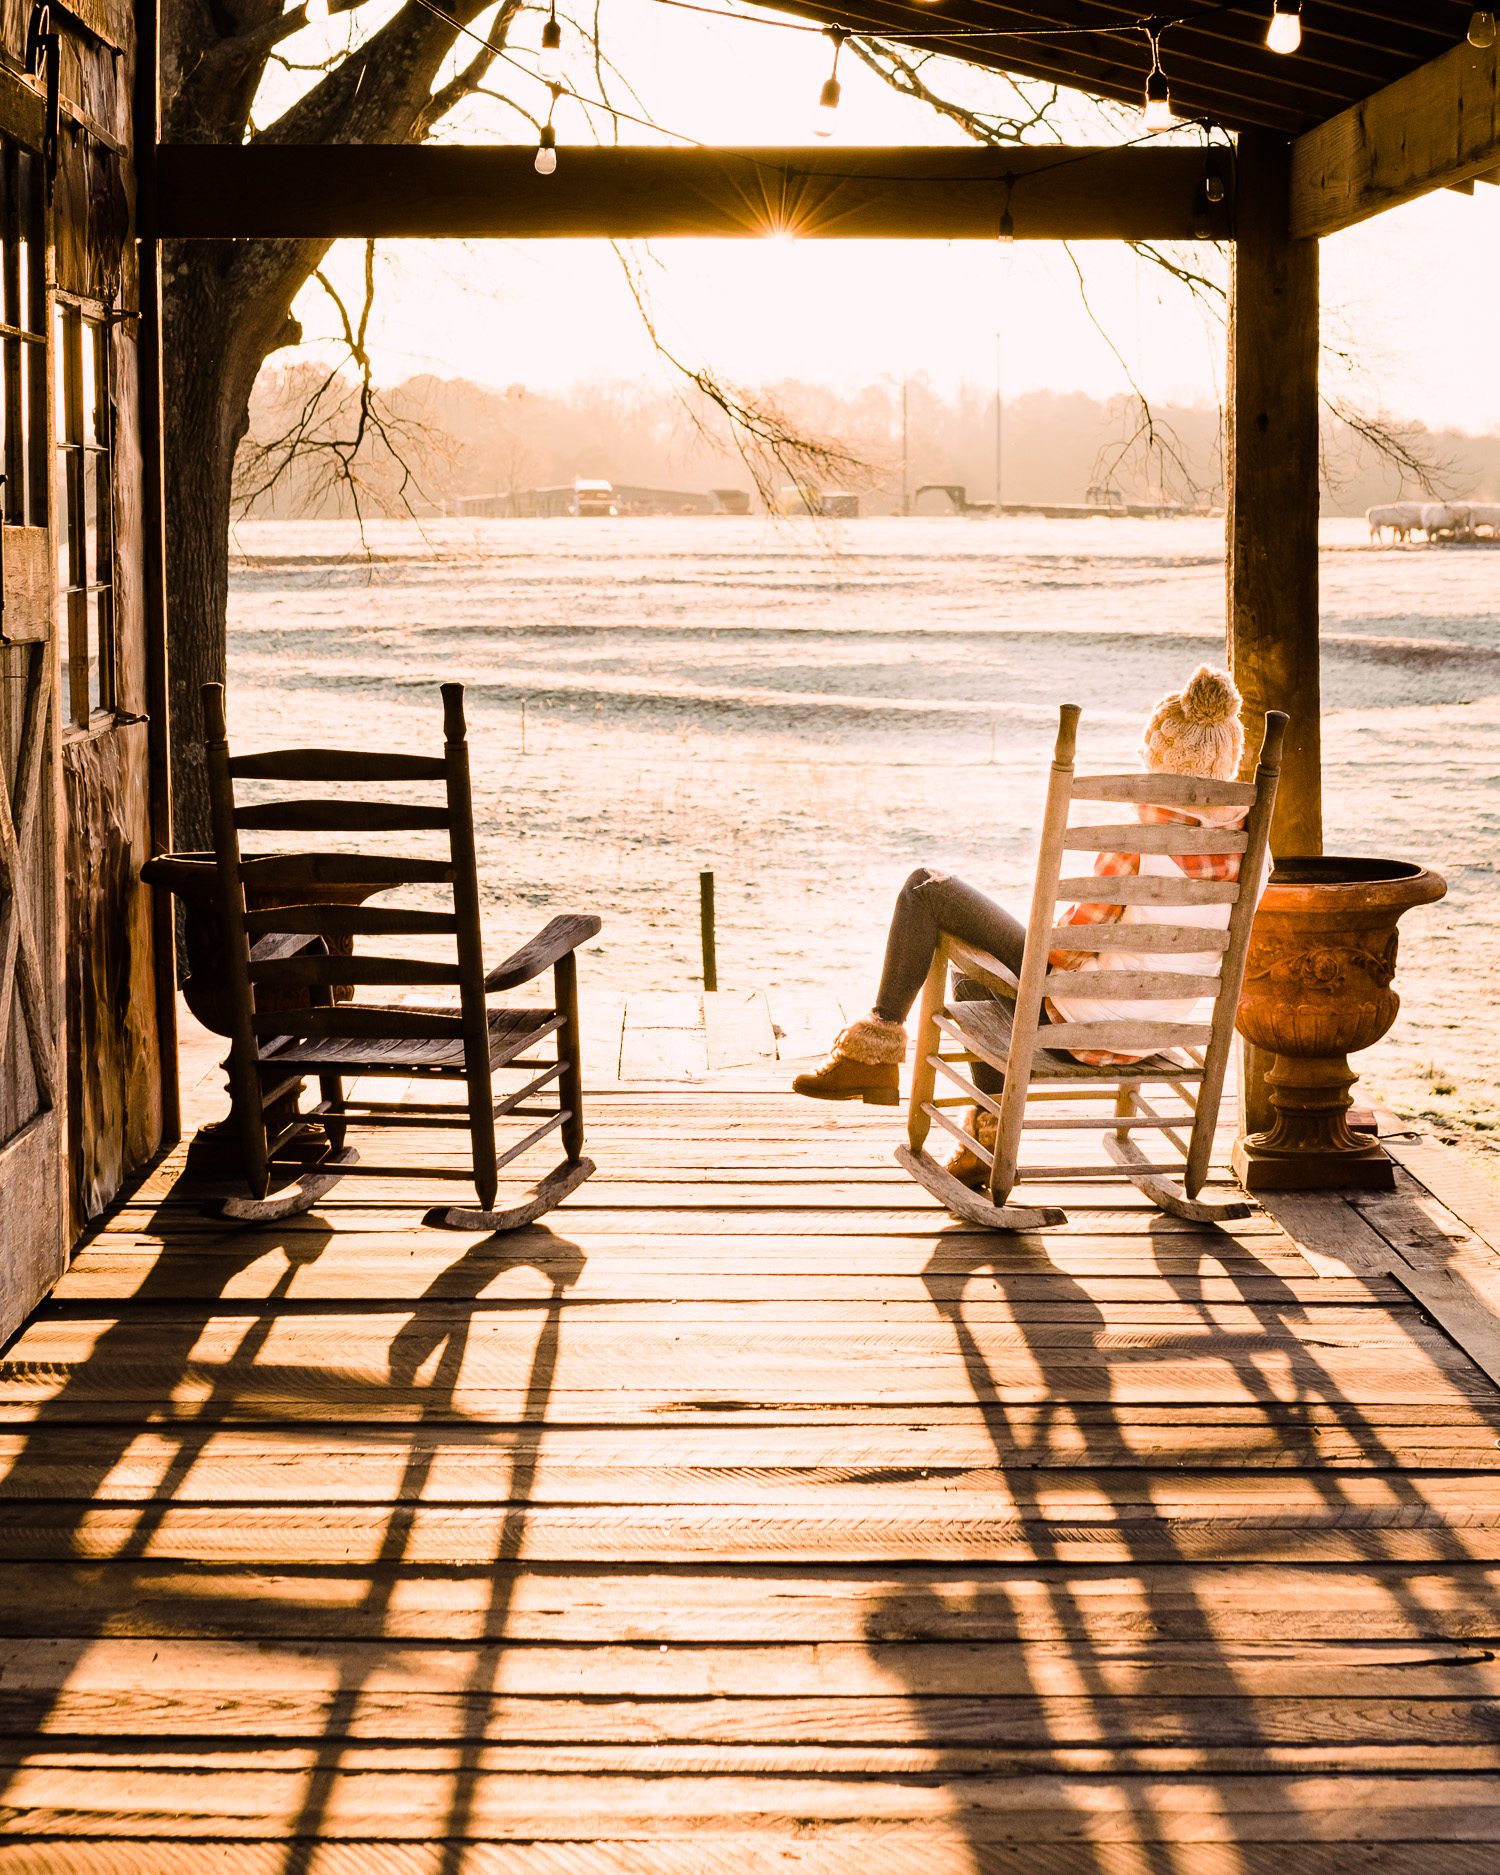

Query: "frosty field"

xmin=226 ymin=515 xmax=1500 ymax=1152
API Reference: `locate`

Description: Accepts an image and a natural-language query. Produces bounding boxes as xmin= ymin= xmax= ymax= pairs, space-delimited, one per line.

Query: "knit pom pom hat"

xmin=1140 ymin=664 xmax=1244 ymax=780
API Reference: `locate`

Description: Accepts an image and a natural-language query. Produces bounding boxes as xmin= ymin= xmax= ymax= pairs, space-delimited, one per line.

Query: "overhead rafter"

xmin=1291 ymin=36 xmax=1500 ymax=237
xmin=155 ymin=143 xmax=1232 ymax=242
xmin=747 ymin=1 xmax=1474 ymax=137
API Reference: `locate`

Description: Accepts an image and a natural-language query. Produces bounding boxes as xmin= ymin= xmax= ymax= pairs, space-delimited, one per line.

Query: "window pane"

xmin=93 ymin=450 xmax=111 ymax=582
xmin=90 ymin=588 xmax=111 ymax=714
xmin=82 ymin=320 xmax=98 ymax=442
xmin=55 ymin=307 xmax=70 ymax=439
xmin=15 ymin=204 xmax=26 ymax=336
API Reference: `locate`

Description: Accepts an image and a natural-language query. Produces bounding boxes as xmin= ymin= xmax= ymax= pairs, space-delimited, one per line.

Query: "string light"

xmin=1204 ymin=151 xmax=1225 ymax=203
xmin=1141 ymin=33 xmax=1173 ymax=131
xmin=539 ymin=5 xmax=563 ymax=81
xmin=815 ymin=26 xmax=847 ymax=137
xmin=1266 ymin=1 xmax=1301 ymax=54
xmin=304 ymin=0 xmax=329 ymax=21
xmin=996 ymin=171 xmax=1016 ymax=244
xmin=535 ymin=84 xmax=562 ymax=174
xmin=1470 ymin=8 xmax=1497 ymax=47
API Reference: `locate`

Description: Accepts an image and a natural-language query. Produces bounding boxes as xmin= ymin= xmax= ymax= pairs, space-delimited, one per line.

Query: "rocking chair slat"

xmin=1063 ymin=823 xmax=1249 ymax=855
xmin=1035 ymin=1018 xmax=1215 ymax=1052
xmin=239 ymin=854 xmax=456 ymax=889
xmin=1045 ymin=923 xmax=1231 ymax=954
xmin=247 ymin=955 xmax=463 ymax=988
xmin=1038 ymin=969 xmax=1223 ymax=1000
xmin=242 ymin=907 xmax=460 ymax=938
xmin=227 ymin=749 xmax=448 ymax=782
xmin=235 ymin=799 xmax=452 ymax=832
xmin=1054 ymin=873 xmax=1241 ymax=906
xmin=1071 ymin=772 xmax=1257 ymax=807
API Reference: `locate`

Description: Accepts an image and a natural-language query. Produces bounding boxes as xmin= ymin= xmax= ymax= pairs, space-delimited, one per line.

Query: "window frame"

xmin=0 ymin=140 xmax=47 ymax=535
xmin=56 ymin=295 xmax=116 ymax=728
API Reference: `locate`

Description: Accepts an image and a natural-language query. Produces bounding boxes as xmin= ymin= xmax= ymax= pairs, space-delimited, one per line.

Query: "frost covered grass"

xmin=227 ymin=514 xmax=1500 ymax=1161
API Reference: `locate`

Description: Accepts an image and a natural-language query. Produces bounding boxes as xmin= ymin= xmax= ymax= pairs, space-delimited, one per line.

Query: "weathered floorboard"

xmin=2 ymin=1080 xmax=1499 ymax=1859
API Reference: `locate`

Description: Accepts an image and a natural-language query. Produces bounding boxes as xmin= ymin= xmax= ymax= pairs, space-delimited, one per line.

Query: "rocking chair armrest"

xmin=944 ymin=936 xmax=1020 ymax=1002
xmin=250 ymin=931 xmax=329 ymax=964
xmin=484 ymin=913 xmax=603 ymax=993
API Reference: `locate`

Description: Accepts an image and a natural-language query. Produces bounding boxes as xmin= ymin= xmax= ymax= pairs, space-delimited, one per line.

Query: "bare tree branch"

xmin=233 ymin=243 xmax=453 ymax=531
xmin=854 ymin=42 xmax=1450 ymax=502
xmin=846 ymin=37 xmax=1064 ymax=145
xmin=613 ymin=242 xmax=874 ymax=513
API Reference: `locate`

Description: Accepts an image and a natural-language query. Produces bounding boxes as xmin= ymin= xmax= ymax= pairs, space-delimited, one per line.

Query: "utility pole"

xmin=900 ymin=377 xmax=909 ymax=517
xmin=994 ymin=332 xmax=1003 ymax=517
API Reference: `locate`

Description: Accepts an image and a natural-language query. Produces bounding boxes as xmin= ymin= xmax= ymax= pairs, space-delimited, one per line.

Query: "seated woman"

xmin=791 ymin=665 xmax=1266 ymax=1184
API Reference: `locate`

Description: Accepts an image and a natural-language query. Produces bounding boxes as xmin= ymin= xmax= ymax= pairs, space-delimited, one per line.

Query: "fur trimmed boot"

xmin=944 ymin=1105 xmax=997 ymax=1188
xmin=791 ymin=1016 xmax=905 ymax=1105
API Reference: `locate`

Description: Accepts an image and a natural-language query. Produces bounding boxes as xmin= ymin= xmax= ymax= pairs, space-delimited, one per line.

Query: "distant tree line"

xmin=237 ymin=366 xmax=1500 ymax=524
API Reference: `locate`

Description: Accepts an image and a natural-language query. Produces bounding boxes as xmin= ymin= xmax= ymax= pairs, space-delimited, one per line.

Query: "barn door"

xmin=0 ymin=140 xmax=65 ymax=1343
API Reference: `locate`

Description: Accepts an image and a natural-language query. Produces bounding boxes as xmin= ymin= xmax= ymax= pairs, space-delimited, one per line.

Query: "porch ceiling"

xmin=751 ymin=1 xmax=1476 ymax=135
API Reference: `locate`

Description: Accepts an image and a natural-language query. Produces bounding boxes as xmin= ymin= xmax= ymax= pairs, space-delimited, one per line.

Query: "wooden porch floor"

xmin=5 ymin=997 xmax=1500 ymax=1869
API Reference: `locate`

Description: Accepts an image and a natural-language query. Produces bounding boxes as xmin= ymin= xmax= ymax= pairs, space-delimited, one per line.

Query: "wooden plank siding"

xmin=3 ymin=1026 xmax=1500 ymax=1864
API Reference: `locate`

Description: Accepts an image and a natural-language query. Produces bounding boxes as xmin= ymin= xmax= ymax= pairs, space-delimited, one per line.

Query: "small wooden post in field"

xmin=699 ymin=871 xmax=717 ymax=992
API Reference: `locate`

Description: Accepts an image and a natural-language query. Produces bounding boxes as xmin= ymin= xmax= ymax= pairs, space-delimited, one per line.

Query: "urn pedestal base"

xmin=1231 ymin=1052 xmax=1395 ymax=1188
xmin=1232 ymin=1138 xmax=1394 ymax=1190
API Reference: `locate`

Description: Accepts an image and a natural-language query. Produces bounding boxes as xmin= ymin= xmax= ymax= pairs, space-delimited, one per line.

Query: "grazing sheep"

xmin=1366 ymin=501 xmax=1424 ymax=542
xmin=1421 ymin=502 xmax=1471 ymax=540
xmin=1467 ymin=502 xmax=1500 ymax=538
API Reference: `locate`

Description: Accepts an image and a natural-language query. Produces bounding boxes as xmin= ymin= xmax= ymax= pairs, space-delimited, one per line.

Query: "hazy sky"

xmin=283 ymin=0 xmax=1500 ymax=432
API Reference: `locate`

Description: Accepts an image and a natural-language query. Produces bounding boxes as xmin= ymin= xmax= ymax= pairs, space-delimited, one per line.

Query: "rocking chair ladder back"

xmin=899 ymin=704 xmax=1287 ymax=1230
xmin=202 ymin=680 xmax=601 ymax=1228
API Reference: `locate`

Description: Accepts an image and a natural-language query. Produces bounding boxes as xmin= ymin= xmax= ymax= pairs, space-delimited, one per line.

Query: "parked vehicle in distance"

xmin=573 ymin=480 xmax=618 ymax=517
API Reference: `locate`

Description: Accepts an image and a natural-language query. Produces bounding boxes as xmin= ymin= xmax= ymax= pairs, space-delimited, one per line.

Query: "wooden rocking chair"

xmin=898 ymin=704 xmax=1286 ymax=1229
xmin=202 ymin=681 xmax=601 ymax=1228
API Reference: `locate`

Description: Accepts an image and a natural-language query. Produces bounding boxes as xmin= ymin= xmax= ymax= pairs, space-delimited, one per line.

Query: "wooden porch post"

xmin=1226 ymin=129 xmax=1321 ymax=1133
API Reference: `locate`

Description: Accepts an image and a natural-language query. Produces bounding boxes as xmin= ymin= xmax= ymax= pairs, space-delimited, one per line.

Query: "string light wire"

xmin=411 ymin=0 xmax=1237 ymax=156
xmin=406 ymin=0 xmax=1235 ymax=216
xmin=642 ymin=0 xmax=1242 ymax=43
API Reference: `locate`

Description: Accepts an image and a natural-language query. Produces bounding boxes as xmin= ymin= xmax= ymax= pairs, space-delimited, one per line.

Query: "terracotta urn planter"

xmin=1232 ymin=856 xmax=1446 ymax=1191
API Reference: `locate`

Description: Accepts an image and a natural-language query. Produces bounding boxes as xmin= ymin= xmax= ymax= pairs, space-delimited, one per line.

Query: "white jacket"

xmin=1046 ymin=800 xmax=1270 ymax=1033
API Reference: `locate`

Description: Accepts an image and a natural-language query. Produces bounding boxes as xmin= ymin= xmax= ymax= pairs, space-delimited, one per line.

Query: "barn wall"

xmin=62 ymin=722 xmax=159 ymax=1229
xmin=52 ymin=0 xmax=165 ymax=1232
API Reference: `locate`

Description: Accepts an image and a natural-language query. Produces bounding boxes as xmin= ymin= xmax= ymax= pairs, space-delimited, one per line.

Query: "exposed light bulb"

xmin=996 ymin=208 xmax=1014 ymax=244
xmin=534 ymin=125 xmax=557 ymax=175
xmin=815 ymin=26 xmax=846 ymax=139
xmin=1266 ymin=4 xmax=1301 ymax=54
xmin=1204 ymin=155 xmax=1225 ymax=204
xmin=1470 ymin=8 xmax=1497 ymax=47
xmin=539 ymin=12 xmax=562 ymax=83
xmin=1142 ymin=67 xmax=1173 ymax=132
xmin=304 ymin=0 xmax=329 ymax=21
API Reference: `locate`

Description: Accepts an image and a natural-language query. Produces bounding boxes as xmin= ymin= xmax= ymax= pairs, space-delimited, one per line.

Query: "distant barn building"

xmin=456 ymin=480 xmax=749 ymax=518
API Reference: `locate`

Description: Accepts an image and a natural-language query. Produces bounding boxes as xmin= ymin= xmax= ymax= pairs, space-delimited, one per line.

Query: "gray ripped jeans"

xmin=873 ymin=867 xmax=1048 ymax=1094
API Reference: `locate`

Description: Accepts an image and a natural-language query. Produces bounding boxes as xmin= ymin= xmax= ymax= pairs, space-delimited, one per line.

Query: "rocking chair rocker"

xmin=898 ymin=703 xmax=1286 ymax=1230
xmin=202 ymin=681 xmax=601 ymax=1227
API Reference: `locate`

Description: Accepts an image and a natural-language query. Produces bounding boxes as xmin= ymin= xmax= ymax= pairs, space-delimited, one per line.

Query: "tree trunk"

xmin=162 ymin=234 xmax=328 ymax=852
xmin=157 ymin=0 xmax=514 ymax=850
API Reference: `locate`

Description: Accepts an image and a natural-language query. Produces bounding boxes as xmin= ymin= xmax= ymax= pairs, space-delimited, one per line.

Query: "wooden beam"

xmin=155 ymin=144 xmax=1232 ymax=242
xmin=1227 ymin=130 xmax=1321 ymax=865
xmin=1291 ymin=38 xmax=1500 ymax=238
xmin=1227 ymin=130 xmax=1321 ymax=1143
